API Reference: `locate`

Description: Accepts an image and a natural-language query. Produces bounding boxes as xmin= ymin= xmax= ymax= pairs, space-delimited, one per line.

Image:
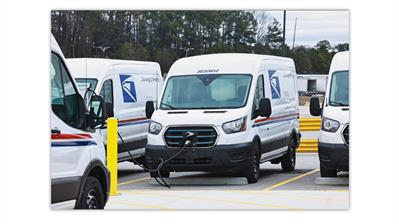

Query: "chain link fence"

xmin=298 ymin=91 xmax=325 ymax=106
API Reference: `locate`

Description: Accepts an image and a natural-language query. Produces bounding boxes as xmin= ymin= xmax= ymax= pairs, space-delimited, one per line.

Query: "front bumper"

xmin=318 ymin=142 xmax=349 ymax=171
xmin=145 ymin=142 xmax=253 ymax=172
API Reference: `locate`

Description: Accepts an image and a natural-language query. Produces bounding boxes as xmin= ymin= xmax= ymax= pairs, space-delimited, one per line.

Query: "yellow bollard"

xmin=106 ymin=117 xmax=118 ymax=196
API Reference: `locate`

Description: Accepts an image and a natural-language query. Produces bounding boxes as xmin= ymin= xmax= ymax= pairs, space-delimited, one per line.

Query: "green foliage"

xmin=51 ymin=10 xmax=348 ymax=74
xmin=292 ymin=46 xmax=313 ymax=74
xmin=335 ymin=43 xmax=349 ymax=52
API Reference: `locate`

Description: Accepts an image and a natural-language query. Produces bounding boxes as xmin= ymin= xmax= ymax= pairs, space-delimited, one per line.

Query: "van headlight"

xmin=321 ymin=117 xmax=340 ymax=133
xmin=222 ymin=116 xmax=247 ymax=134
xmin=148 ymin=120 xmax=162 ymax=135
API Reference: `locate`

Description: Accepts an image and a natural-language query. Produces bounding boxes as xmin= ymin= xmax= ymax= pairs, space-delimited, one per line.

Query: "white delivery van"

xmin=145 ymin=53 xmax=300 ymax=183
xmin=50 ymin=35 xmax=110 ymax=209
xmin=66 ymin=58 xmax=163 ymax=164
xmin=309 ymin=51 xmax=349 ymax=177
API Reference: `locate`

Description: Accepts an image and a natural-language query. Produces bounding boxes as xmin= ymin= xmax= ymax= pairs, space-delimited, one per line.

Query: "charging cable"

xmin=117 ymin=132 xmax=195 ymax=188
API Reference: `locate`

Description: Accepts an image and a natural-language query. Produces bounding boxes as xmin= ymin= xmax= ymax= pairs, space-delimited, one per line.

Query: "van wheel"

xmin=244 ymin=142 xmax=260 ymax=184
xmin=150 ymin=170 xmax=170 ymax=178
xmin=281 ymin=138 xmax=296 ymax=172
xmin=76 ymin=176 xmax=105 ymax=209
xmin=320 ymin=166 xmax=337 ymax=177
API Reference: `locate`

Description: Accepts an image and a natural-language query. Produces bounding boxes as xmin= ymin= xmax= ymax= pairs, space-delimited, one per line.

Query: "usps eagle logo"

xmin=268 ymin=70 xmax=281 ymax=99
xmin=119 ymin=74 xmax=137 ymax=103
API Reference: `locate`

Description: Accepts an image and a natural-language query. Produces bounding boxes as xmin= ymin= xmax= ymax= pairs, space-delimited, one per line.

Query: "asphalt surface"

xmin=104 ymin=153 xmax=349 ymax=210
xmin=117 ymin=153 xmax=349 ymax=191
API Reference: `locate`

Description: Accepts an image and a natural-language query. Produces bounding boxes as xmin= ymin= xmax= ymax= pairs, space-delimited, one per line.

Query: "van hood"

xmin=150 ymin=108 xmax=248 ymax=127
xmin=323 ymin=106 xmax=350 ymax=124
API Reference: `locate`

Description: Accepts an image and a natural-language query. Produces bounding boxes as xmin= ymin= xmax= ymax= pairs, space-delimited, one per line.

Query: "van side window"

xmin=100 ymin=79 xmax=113 ymax=105
xmin=252 ymin=75 xmax=265 ymax=118
xmin=51 ymin=52 xmax=80 ymax=128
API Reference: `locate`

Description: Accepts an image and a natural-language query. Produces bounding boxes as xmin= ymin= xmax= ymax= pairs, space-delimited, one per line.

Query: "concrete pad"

xmin=315 ymin=177 xmax=349 ymax=186
xmin=301 ymin=132 xmax=320 ymax=139
xmin=105 ymin=190 xmax=349 ymax=210
xmin=299 ymin=106 xmax=312 ymax=117
xmin=148 ymin=177 xmax=248 ymax=186
xmin=51 ymin=200 xmax=76 ymax=210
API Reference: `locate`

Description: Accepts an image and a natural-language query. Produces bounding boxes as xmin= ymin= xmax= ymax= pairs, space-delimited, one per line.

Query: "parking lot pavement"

xmin=105 ymin=153 xmax=349 ymax=209
xmin=106 ymin=190 xmax=349 ymax=210
xmin=299 ymin=105 xmax=312 ymax=117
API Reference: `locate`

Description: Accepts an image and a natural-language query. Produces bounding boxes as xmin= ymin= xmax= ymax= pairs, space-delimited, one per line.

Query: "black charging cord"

xmin=117 ymin=132 xmax=189 ymax=188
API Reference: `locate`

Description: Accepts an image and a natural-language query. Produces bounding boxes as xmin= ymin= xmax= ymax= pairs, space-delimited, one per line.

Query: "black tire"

xmin=76 ymin=176 xmax=105 ymax=209
xmin=150 ymin=170 xmax=170 ymax=178
xmin=244 ymin=142 xmax=260 ymax=184
xmin=281 ymin=138 xmax=296 ymax=172
xmin=320 ymin=165 xmax=337 ymax=177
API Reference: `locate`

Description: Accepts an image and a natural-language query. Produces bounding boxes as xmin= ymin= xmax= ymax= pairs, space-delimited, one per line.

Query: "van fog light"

xmin=222 ymin=116 xmax=247 ymax=134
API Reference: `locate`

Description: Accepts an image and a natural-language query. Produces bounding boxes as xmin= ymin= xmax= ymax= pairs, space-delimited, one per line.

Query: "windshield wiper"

xmin=161 ymin=102 xmax=176 ymax=109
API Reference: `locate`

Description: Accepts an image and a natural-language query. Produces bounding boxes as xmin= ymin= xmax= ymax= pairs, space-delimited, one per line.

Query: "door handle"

xmin=51 ymin=129 xmax=61 ymax=135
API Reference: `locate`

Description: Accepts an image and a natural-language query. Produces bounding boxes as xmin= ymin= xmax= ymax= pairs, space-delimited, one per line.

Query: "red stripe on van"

xmin=118 ymin=117 xmax=148 ymax=124
xmin=254 ymin=113 xmax=299 ymax=123
xmin=51 ymin=133 xmax=92 ymax=140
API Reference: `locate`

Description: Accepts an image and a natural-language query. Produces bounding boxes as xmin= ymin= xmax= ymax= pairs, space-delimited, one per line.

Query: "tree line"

xmin=51 ymin=10 xmax=349 ymax=74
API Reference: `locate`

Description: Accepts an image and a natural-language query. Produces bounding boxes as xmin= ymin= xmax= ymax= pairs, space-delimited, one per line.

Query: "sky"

xmin=263 ymin=10 xmax=349 ymax=48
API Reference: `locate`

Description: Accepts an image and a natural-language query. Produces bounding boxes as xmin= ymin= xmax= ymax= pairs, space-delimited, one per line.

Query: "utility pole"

xmin=282 ymin=10 xmax=286 ymax=56
xmin=292 ymin=17 xmax=297 ymax=51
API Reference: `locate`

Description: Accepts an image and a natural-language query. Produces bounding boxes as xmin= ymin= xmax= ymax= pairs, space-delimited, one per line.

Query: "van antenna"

xmin=156 ymin=70 xmax=159 ymax=109
xmin=85 ymin=58 xmax=88 ymax=90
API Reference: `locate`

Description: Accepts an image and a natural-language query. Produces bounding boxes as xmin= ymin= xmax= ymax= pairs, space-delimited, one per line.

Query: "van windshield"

xmin=329 ymin=71 xmax=349 ymax=106
xmin=160 ymin=74 xmax=252 ymax=109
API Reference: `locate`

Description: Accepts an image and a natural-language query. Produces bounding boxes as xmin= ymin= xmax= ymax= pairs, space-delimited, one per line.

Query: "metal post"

xmin=282 ymin=10 xmax=286 ymax=56
xmin=292 ymin=17 xmax=297 ymax=51
xmin=107 ymin=117 xmax=118 ymax=196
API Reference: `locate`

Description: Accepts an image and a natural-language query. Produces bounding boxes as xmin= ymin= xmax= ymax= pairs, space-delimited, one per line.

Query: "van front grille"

xmin=164 ymin=126 xmax=217 ymax=148
xmin=342 ymin=125 xmax=349 ymax=146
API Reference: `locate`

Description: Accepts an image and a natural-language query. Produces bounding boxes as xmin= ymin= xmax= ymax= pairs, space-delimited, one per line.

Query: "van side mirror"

xmin=259 ymin=98 xmax=272 ymax=118
xmin=310 ymin=97 xmax=322 ymax=116
xmin=88 ymin=95 xmax=106 ymax=128
xmin=146 ymin=101 xmax=155 ymax=119
xmin=105 ymin=102 xmax=114 ymax=118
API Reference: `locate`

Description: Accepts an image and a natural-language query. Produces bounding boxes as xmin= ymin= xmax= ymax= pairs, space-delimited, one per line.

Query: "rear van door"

xmin=102 ymin=65 xmax=162 ymax=158
xmin=267 ymin=60 xmax=299 ymax=139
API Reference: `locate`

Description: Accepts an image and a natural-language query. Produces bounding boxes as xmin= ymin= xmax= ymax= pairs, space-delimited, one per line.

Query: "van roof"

xmin=66 ymin=58 xmax=161 ymax=80
xmin=329 ymin=51 xmax=349 ymax=74
xmin=168 ymin=53 xmax=294 ymax=76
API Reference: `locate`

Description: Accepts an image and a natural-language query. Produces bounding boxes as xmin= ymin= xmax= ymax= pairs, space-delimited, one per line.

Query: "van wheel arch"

xmin=252 ymin=136 xmax=261 ymax=151
xmin=75 ymin=160 xmax=109 ymax=208
xmin=290 ymin=130 xmax=298 ymax=148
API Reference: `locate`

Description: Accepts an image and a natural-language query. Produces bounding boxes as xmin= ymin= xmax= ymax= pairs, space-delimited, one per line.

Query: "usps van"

xmin=51 ymin=36 xmax=110 ymax=209
xmin=145 ymin=53 xmax=300 ymax=183
xmin=67 ymin=58 xmax=163 ymax=164
xmin=309 ymin=51 xmax=349 ymax=177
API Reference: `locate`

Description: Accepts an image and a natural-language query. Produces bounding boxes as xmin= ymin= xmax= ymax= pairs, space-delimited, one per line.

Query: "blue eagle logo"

xmin=119 ymin=74 xmax=137 ymax=103
xmin=268 ymin=70 xmax=281 ymax=99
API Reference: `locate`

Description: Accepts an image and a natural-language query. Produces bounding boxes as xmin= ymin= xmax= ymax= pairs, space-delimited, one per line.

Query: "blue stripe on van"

xmin=101 ymin=118 xmax=150 ymax=129
xmin=252 ymin=116 xmax=298 ymax=127
xmin=51 ymin=140 xmax=97 ymax=147
xmin=118 ymin=120 xmax=150 ymax=127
